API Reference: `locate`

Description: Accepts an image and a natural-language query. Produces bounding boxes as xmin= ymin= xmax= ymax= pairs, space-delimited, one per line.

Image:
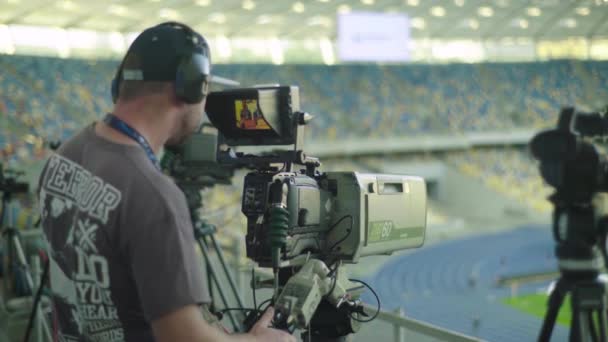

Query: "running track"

xmin=365 ymin=225 xmax=570 ymax=341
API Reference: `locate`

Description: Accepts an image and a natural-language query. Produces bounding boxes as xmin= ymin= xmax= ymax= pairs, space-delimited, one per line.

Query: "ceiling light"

xmin=468 ymin=19 xmax=479 ymax=29
xmin=108 ymin=4 xmax=128 ymax=16
xmin=216 ymin=35 xmax=231 ymax=58
xmin=526 ymin=7 xmax=541 ymax=17
xmin=478 ymin=6 xmax=494 ymax=17
xmin=320 ymin=38 xmax=334 ymax=65
xmin=318 ymin=0 xmax=330 ymax=2
xmin=195 ymin=0 xmax=211 ymax=6
xmin=575 ymin=7 xmax=590 ymax=16
xmin=337 ymin=4 xmax=351 ymax=14
xmin=292 ymin=2 xmax=305 ymax=13
xmin=406 ymin=0 xmax=419 ymax=6
xmin=454 ymin=0 xmax=465 ymax=6
xmin=209 ymin=12 xmax=226 ymax=24
xmin=242 ymin=0 xmax=255 ymax=10
xmin=109 ymin=32 xmax=125 ymax=52
xmin=430 ymin=6 xmax=446 ymax=17
xmin=518 ymin=19 xmax=528 ymax=29
xmin=268 ymin=38 xmax=284 ymax=65
xmin=256 ymin=15 xmax=271 ymax=24
xmin=0 ymin=25 xmax=15 ymax=54
xmin=361 ymin=0 xmax=374 ymax=5
xmin=411 ymin=17 xmax=426 ymax=29
xmin=159 ymin=8 xmax=179 ymax=20
xmin=562 ymin=18 xmax=577 ymax=28
xmin=58 ymin=0 xmax=76 ymax=10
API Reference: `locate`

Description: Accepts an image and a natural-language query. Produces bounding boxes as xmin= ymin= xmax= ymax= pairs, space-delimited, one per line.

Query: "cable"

xmin=326 ymin=215 xmax=353 ymax=236
xmin=0 ymin=195 xmax=6 ymax=229
xmin=324 ymin=263 xmax=339 ymax=300
xmin=251 ymin=268 xmax=257 ymax=312
xmin=348 ymin=278 xmax=380 ymax=323
xmin=257 ymin=298 xmax=273 ymax=313
xmin=327 ymin=215 xmax=354 ymax=253
xmin=278 ymin=162 xmax=287 ymax=173
xmin=220 ymin=307 xmax=256 ymax=314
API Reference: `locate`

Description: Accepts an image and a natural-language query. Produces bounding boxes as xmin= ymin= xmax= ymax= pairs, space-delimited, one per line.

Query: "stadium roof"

xmin=1 ymin=0 xmax=607 ymax=40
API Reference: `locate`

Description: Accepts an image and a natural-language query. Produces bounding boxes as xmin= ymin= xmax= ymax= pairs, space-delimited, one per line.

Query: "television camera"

xmin=530 ymin=106 xmax=608 ymax=342
xmin=166 ymin=85 xmax=428 ymax=340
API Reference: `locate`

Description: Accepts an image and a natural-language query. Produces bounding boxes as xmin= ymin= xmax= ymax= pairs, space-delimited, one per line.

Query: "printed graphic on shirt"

xmin=41 ymin=154 xmax=124 ymax=342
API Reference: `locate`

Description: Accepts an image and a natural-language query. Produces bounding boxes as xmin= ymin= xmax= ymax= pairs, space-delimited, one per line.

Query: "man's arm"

xmin=152 ymin=305 xmax=295 ymax=342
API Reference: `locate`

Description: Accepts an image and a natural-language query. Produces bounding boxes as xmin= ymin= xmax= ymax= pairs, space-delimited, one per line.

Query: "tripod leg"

xmin=208 ymin=234 xmax=245 ymax=309
xmin=570 ymin=294 xmax=595 ymax=342
xmin=197 ymin=237 xmax=240 ymax=332
xmin=598 ymin=309 xmax=607 ymax=342
xmin=539 ymin=280 xmax=568 ymax=342
xmin=586 ymin=311 xmax=599 ymax=342
xmin=10 ymin=235 xmax=52 ymax=342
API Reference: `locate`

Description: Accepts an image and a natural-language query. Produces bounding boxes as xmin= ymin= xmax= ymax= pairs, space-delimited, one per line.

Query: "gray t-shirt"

xmin=37 ymin=123 xmax=210 ymax=342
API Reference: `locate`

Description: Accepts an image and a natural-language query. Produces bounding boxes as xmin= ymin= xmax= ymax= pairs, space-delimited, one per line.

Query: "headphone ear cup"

xmin=175 ymin=55 xmax=206 ymax=104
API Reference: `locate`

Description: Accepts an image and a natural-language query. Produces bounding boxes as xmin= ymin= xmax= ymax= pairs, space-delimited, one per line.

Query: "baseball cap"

xmin=118 ymin=21 xmax=239 ymax=87
xmin=119 ymin=21 xmax=210 ymax=83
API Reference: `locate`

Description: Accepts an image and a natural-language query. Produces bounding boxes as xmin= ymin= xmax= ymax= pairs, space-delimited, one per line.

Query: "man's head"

xmin=111 ymin=22 xmax=211 ymax=145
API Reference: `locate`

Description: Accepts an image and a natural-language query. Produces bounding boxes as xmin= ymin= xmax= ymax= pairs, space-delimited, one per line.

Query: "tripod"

xmin=536 ymin=201 xmax=608 ymax=342
xmin=539 ymin=270 xmax=608 ymax=342
xmin=528 ymin=107 xmax=608 ymax=342
xmin=182 ymin=186 xmax=247 ymax=332
xmin=1 ymin=190 xmax=52 ymax=342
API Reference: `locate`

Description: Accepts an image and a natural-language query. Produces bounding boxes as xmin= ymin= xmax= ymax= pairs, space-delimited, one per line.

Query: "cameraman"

xmin=37 ymin=22 xmax=294 ymax=342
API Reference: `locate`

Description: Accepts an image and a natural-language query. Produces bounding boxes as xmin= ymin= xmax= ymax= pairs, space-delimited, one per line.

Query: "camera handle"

xmin=272 ymin=258 xmax=363 ymax=341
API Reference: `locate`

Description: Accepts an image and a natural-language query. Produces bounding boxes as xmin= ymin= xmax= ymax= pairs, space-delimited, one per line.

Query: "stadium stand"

xmin=1 ymin=55 xmax=608 ymax=149
xmin=444 ymin=148 xmax=553 ymax=213
xmin=0 ymin=55 xmax=602 ymax=232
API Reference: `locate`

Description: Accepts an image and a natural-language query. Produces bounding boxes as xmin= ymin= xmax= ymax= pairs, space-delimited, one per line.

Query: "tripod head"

xmin=0 ymin=163 xmax=29 ymax=230
xmin=0 ymin=163 xmax=29 ymax=199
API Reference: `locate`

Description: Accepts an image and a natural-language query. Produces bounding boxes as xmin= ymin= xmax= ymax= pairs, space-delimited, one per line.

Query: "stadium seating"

xmin=1 ymin=55 xmax=607 ymax=153
xmin=445 ymin=148 xmax=552 ymax=213
xmin=0 ymin=55 xmax=605 ymax=227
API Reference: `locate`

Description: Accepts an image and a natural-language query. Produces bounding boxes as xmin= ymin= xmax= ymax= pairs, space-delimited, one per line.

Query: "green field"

xmin=502 ymin=293 xmax=571 ymax=326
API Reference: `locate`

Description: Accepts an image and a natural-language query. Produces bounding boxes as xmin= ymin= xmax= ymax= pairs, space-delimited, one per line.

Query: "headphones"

xmin=111 ymin=22 xmax=211 ymax=104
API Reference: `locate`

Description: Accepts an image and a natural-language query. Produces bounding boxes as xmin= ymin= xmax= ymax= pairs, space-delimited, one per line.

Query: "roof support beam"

xmin=2 ymin=1 xmax=53 ymax=25
xmin=428 ymin=3 xmax=477 ymax=39
xmin=586 ymin=8 xmax=608 ymax=39
xmin=480 ymin=0 xmax=531 ymax=40
xmin=532 ymin=2 xmax=578 ymax=40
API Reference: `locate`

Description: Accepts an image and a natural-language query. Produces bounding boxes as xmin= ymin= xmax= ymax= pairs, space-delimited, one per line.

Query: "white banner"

xmin=338 ymin=12 xmax=410 ymax=62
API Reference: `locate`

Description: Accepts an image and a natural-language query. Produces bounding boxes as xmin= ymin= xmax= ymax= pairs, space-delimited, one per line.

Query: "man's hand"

xmin=249 ymin=307 xmax=296 ymax=342
xmin=152 ymin=304 xmax=296 ymax=342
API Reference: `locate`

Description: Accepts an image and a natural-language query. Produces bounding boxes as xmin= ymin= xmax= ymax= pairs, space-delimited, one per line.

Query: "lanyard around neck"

xmin=103 ymin=114 xmax=161 ymax=171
